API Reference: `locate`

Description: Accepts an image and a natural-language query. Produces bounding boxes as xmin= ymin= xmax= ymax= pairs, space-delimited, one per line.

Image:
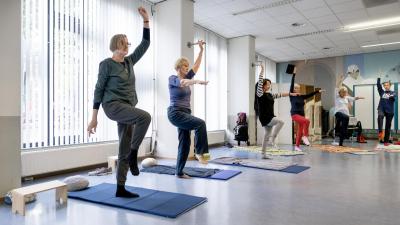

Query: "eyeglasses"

xmin=127 ymin=42 xmax=131 ymax=47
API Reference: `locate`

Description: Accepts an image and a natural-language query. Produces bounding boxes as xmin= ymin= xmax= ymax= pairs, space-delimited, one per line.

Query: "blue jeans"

xmin=167 ymin=106 xmax=209 ymax=175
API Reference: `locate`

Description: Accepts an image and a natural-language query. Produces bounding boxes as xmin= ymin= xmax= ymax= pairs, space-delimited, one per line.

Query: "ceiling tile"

xmin=265 ymin=5 xmax=298 ymax=17
xmin=309 ymin=15 xmax=340 ymax=25
xmin=302 ymin=6 xmax=334 ymax=19
xmin=219 ymin=0 xmax=257 ymax=14
xmin=292 ymin=0 xmax=327 ymax=11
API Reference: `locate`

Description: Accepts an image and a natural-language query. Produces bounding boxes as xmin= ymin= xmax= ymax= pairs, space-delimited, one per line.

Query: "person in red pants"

xmin=289 ymin=70 xmax=324 ymax=151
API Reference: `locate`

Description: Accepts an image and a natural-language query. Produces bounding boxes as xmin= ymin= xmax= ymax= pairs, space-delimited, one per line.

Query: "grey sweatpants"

xmin=261 ymin=117 xmax=284 ymax=152
xmin=103 ymin=101 xmax=151 ymax=185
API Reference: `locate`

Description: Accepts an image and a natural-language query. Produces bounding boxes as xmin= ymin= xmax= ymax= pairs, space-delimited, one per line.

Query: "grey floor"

xmin=1 ymin=139 xmax=400 ymax=225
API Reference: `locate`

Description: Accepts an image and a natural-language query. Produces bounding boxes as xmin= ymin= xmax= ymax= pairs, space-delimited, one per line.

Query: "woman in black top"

xmin=255 ymin=65 xmax=291 ymax=158
xmin=289 ymin=72 xmax=324 ymax=151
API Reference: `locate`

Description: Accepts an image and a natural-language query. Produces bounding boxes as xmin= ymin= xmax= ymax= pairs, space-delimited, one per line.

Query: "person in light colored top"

xmin=334 ymin=75 xmax=364 ymax=146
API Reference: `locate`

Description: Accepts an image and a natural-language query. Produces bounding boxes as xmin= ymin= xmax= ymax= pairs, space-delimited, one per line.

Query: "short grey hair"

xmin=109 ymin=34 xmax=127 ymax=52
xmin=174 ymin=57 xmax=189 ymax=71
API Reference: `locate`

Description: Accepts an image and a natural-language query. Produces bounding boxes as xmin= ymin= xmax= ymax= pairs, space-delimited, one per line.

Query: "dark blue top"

xmin=289 ymin=74 xmax=318 ymax=116
xmin=377 ymin=78 xmax=396 ymax=113
xmin=168 ymin=69 xmax=195 ymax=109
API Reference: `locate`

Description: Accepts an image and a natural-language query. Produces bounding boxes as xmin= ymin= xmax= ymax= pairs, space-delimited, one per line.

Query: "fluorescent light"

xmin=343 ymin=16 xmax=400 ymax=32
xmin=362 ymin=41 xmax=400 ymax=48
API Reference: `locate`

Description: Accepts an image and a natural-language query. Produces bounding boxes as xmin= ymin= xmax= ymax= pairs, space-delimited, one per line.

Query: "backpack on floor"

xmin=233 ymin=112 xmax=250 ymax=146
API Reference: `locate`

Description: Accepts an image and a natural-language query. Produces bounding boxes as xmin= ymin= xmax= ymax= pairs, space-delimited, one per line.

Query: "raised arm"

xmin=256 ymin=64 xmax=264 ymax=97
xmin=290 ymin=74 xmax=295 ymax=93
xmin=192 ymin=40 xmax=205 ymax=73
xmin=336 ymin=74 xmax=345 ymax=88
xmin=127 ymin=7 xmax=150 ymax=65
xmin=377 ymin=77 xmax=383 ymax=97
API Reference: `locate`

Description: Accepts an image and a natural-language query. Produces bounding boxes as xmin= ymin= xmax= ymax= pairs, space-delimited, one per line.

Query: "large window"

xmin=22 ymin=0 xmax=154 ymax=149
xmin=193 ymin=25 xmax=227 ymax=131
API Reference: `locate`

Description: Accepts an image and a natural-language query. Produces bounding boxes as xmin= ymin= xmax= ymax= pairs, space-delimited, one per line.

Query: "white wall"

xmin=227 ymin=36 xmax=256 ymax=145
xmin=0 ymin=0 xmax=22 ymax=195
xmin=21 ymin=139 xmax=150 ymax=177
xmin=155 ymin=0 xmax=195 ymax=158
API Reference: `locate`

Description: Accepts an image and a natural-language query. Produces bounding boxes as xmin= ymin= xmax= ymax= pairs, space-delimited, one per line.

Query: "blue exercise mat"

xmin=140 ymin=165 xmax=241 ymax=180
xmin=280 ymin=165 xmax=310 ymax=174
xmin=68 ymin=183 xmax=207 ymax=218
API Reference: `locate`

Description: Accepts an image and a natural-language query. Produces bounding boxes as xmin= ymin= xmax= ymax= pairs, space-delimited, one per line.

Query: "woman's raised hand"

xmin=197 ymin=40 xmax=205 ymax=51
xmin=138 ymin=7 xmax=149 ymax=21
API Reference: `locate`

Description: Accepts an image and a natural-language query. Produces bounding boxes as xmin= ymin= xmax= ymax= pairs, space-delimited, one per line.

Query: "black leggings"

xmin=377 ymin=110 xmax=394 ymax=143
xmin=335 ymin=112 xmax=349 ymax=146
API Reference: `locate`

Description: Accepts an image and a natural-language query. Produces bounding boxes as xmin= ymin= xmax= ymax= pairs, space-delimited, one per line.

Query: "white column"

xmin=154 ymin=0 xmax=194 ymax=159
xmin=227 ymin=36 xmax=256 ymax=145
xmin=0 ymin=0 xmax=22 ymax=195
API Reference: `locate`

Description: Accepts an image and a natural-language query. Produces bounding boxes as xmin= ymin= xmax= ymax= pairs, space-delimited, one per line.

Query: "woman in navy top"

xmin=168 ymin=40 xmax=209 ymax=178
xmin=377 ymin=78 xmax=396 ymax=144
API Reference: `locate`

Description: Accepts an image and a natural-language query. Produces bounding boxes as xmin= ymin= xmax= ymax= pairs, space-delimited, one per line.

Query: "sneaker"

xmin=294 ymin=146 xmax=302 ymax=151
xmin=302 ymin=136 xmax=310 ymax=146
xmin=195 ymin=154 xmax=208 ymax=164
xmin=384 ymin=143 xmax=391 ymax=146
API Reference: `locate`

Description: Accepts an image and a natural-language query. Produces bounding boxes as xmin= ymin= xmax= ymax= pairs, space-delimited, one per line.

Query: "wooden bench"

xmin=11 ymin=180 xmax=67 ymax=216
xmin=107 ymin=155 xmax=118 ymax=172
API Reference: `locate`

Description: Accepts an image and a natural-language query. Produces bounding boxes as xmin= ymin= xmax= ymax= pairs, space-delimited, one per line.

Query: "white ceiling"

xmin=190 ymin=0 xmax=400 ymax=62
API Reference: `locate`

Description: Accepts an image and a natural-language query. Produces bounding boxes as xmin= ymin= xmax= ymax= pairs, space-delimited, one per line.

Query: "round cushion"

xmin=62 ymin=175 xmax=89 ymax=192
xmin=141 ymin=158 xmax=157 ymax=168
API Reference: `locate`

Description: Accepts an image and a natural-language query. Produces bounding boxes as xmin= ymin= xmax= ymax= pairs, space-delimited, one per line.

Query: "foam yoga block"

xmin=63 ymin=175 xmax=89 ymax=192
xmin=141 ymin=158 xmax=158 ymax=168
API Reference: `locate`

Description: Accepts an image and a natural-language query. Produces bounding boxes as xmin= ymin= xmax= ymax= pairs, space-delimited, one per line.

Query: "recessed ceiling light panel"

xmin=362 ymin=41 xmax=400 ymax=48
xmin=344 ymin=16 xmax=400 ymax=32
